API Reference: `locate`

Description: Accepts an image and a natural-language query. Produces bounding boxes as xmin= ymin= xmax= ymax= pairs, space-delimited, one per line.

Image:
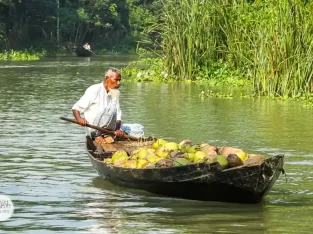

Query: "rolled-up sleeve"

xmin=72 ymin=86 xmax=94 ymax=114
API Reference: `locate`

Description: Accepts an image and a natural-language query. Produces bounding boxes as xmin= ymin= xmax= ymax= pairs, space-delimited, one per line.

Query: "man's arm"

xmin=115 ymin=120 xmax=124 ymax=137
xmin=72 ymin=109 xmax=88 ymax=126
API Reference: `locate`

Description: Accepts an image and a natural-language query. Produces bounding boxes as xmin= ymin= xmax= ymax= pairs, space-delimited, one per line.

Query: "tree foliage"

xmin=0 ymin=0 xmax=159 ymax=52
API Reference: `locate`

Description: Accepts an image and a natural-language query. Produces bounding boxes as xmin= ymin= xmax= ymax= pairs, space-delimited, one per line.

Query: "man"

xmin=83 ymin=42 xmax=91 ymax=50
xmin=72 ymin=67 xmax=124 ymax=139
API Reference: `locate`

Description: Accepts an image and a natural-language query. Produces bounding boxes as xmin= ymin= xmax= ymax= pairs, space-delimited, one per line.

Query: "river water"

xmin=1 ymin=55 xmax=313 ymax=233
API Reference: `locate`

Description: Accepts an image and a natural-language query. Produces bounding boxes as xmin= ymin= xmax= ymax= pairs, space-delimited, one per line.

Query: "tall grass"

xmin=160 ymin=0 xmax=223 ymax=79
xmin=252 ymin=0 xmax=313 ymax=98
xmin=157 ymin=0 xmax=313 ymax=97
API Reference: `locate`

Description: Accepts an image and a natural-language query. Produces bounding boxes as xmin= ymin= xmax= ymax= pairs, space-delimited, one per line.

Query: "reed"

xmin=157 ymin=0 xmax=313 ymax=97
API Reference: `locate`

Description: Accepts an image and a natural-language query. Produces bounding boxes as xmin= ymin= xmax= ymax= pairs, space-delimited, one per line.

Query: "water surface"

xmin=1 ymin=55 xmax=313 ymax=233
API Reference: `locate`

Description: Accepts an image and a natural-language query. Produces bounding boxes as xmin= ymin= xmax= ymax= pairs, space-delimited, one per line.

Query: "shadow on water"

xmin=68 ymin=177 xmax=269 ymax=234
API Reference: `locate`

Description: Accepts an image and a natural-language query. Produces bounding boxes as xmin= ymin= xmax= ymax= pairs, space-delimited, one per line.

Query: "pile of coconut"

xmin=103 ymin=139 xmax=266 ymax=169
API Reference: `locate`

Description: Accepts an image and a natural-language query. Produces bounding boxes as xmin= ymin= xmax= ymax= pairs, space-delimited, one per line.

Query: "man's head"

xmin=104 ymin=67 xmax=121 ymax=91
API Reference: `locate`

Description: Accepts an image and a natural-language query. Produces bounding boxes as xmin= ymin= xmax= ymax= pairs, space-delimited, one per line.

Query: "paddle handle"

xmin=60 ymin=116 xmax=139 ymax=141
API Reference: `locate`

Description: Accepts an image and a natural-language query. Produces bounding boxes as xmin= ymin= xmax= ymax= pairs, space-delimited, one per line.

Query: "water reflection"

xmin=71 ymin=178 xmax=268 ymax=234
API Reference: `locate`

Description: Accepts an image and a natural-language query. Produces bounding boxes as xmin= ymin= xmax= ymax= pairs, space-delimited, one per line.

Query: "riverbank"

xmin=0 ymin=49 xmax=48 ymax=61
xmin=123 ymin=57 xmax=313 ymax=107
xmin=0 ymin=46 xmax=136 ymax=61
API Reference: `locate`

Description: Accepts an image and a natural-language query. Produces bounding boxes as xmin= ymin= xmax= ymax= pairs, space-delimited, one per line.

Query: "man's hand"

xmin=72 ymin=109 xmax=88 ymax=126
xmin=115 ymin=129 xmax=124 ymax=138
xmin=77 ymin=117 xmax=88 ymax=126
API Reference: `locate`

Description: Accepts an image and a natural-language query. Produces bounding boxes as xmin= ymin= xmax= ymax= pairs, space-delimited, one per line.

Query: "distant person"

xmin=83 ymin=42 xmax=91 ymax=50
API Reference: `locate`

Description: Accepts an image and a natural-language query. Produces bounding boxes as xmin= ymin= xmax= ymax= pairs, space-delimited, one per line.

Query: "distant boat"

xmin=75 ymin=47 xmax=93 ymax=57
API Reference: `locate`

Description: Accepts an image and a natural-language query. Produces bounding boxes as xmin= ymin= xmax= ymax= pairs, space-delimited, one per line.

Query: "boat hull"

xmin=86 ymin=141 xmax=284 ymax=203
xmin=75 ymin=47 xmax=92 ymax=57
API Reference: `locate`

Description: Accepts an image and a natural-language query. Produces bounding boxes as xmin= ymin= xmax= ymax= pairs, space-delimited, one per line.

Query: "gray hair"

xmin=105 ymin=67 xmax=121 ymax=77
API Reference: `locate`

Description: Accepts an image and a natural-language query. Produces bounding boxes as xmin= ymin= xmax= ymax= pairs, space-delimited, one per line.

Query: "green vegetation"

xmin=1 ymin=0 xmax=313 ymax=101
xmin=0 ymin=49 xmax=47 ymax=61
xmin=124 ymin=0 xmax=313 ymax=101
xmin=0 ymin=0 xmax=160 ymax=57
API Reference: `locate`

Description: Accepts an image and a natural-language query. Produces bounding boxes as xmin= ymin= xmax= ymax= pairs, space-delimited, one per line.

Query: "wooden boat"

xmin=85 ymin=137 xmax=285 ymax=204
xmin=75 ymin=47 xmax=93 ymax=57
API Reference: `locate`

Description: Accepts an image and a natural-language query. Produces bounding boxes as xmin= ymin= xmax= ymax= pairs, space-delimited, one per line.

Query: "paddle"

xmin=85 ymin=49 xmax=96 ymax=56
xmin=60 ymin=116 xmax=139 ymax=141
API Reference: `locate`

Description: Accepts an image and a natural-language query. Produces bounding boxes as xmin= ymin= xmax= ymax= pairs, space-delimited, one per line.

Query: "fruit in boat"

xmin=137 ymin=159 xmax=149 ymax=168
xmin=218 ymin=147 xmax=243 ymax=157
xmin=164 ymin=142 xmax=179 ymax=151
xmin=202 ymin=146 xmax=218 ymax=156
xmin=193 ymin=151 xmax=205 ymax=163
xmin=178 ymin=140 xmax=193 ymax=149
xmin=146 ymin=154 xmax=161 ymax=163
xmin=205 ymin=155 xmax=217 ymax=163
xmin=173 ymin=158 xmax=190 ymax=166
xmin=112 ymin=150 xmax=128 ymax=163
xmin=201 ymin=144 xmax=217 ymax=153
xmin=205 ymin=150 xmax=218 ymax=157
xmin=155 ymin=159 xmax=173 ymax=168
xmin=188 ymin=144 xmax=200 ymax=153
xmin=180 ymin=141 xmax=194 ymax=153
xmin=155 ymin=146 xmax=170 ymax=158
xmin=113 ymin=158 xmax=127 ymax=167
xmin=103 ymin=158 xmax=112 ymax=164
xmin=170 ymin=150 xmax=183 ymax=158
xmin=182 ymin=152 xmax=195 ymax=161
xmin=227 ymin=154 xmax=243 ymax=168
xmin=125 ymin=160 xmax=137 ymax=168
xmin=235 ymin=151 xmax=248 ymax=162
xmin=217 ymin=155 xmax=229 ymax=169
xmin=137 ymin=148 xmax=151 ymax=159
xmin=152 ymin=139 xmax=167 ymax=149
xmin=147 ymin=148 xmax=156 ymax=153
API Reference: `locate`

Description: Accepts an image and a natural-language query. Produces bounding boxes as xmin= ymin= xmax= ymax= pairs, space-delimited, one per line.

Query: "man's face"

xmin=105 ymin=72 xmax=121 ymax=90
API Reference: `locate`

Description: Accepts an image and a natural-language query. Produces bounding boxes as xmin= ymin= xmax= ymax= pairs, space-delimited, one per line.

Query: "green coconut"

xmin=155 ymin=146 xmax=170 ymax=158
xmin=178 ymin=140 xmax=193 ymax=150
xmin=226 ymin=154 xmax=243 ymax=168
xmin=180 ymin=141 xmax=195 ymax=153
xmin=164 ymin=142 xmax=179 ymax=151
xmin=146 ymin=154 xmax=161 ymax=163
xmin=188 ymin=144 xmax=200 ymax=153
xmin=112 ymin=150 xmax=128 ymax=163
xmin=217 ymin=155 xmax=229 ymax=169
xmin=173 ymin=158 xmax=190 ymax=166
xmin=103 ymin=158 xmax=113 ymax=164
xmin=152 ymin=139 xmax=167 ymax=149
xmin=182 ymin=152 xmax=195 ymax=161
xmin=137 ymin=159 xmax=149 ymax=168
xmin=235 ymin=151 xmax=248 ymax=163
xmin=193 ymin=151 xmax=205 ymax=163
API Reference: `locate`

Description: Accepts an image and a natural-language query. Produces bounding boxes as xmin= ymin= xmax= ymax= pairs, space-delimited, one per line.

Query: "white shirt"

xmin=72 ymin=82 xmax=122 ymax=125
xmin=83 ymin=44 xmax=90 ymax=50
